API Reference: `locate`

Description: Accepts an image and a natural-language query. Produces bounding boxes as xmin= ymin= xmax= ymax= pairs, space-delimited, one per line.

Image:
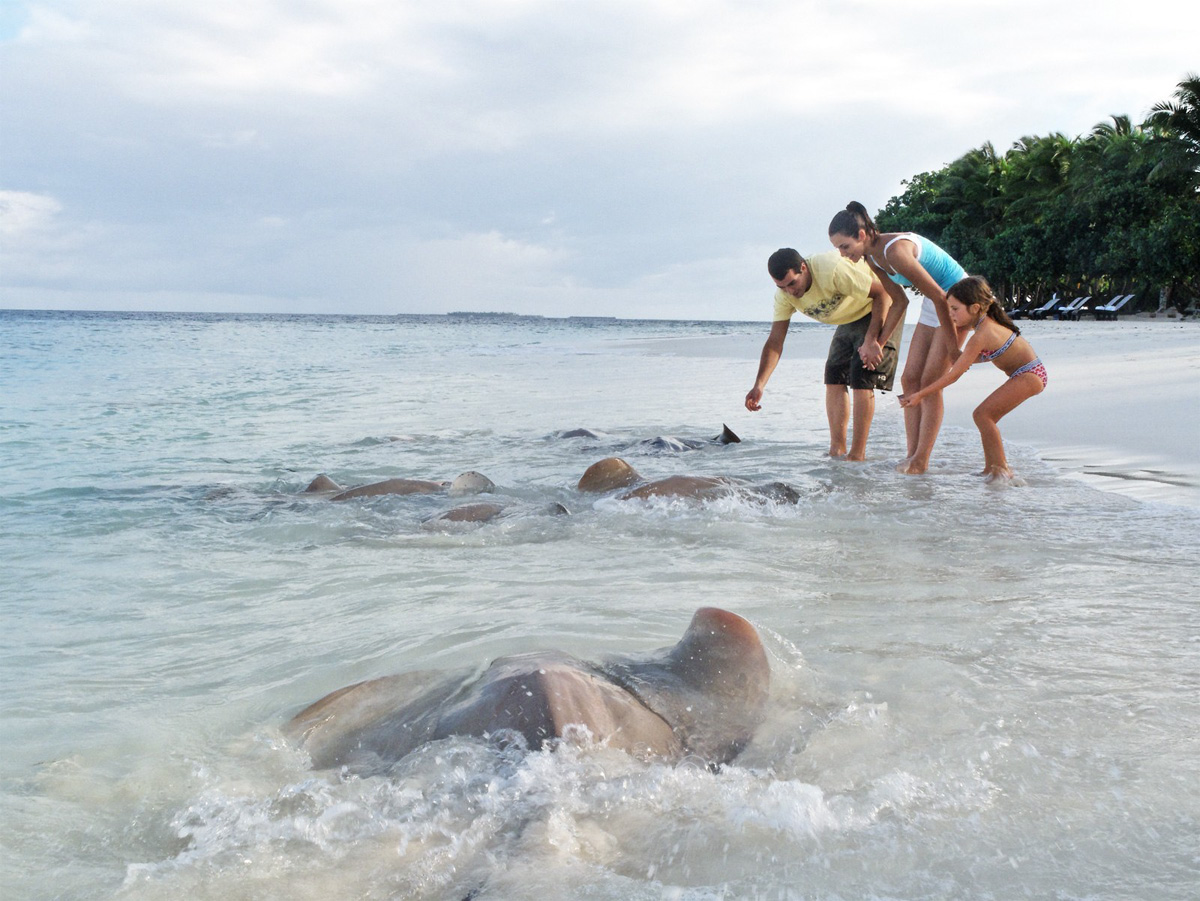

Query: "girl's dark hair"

xmin=947 ymin=276 xmax=1020 ymax=334
xmin=827 ymin=201 xmax=880 ymax=241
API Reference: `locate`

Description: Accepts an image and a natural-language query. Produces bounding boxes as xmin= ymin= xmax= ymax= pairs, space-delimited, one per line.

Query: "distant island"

xmin=446 ymin=311 xmax=545 ymax=319
xmin=443 ymin=312 xmax=621 ymax=322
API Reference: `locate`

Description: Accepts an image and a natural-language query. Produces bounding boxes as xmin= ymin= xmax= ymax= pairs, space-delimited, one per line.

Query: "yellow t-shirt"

xmin=772 ymin=251 xmax=874 ymax=325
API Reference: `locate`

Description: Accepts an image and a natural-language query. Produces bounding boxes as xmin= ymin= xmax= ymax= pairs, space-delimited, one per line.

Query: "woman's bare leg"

xmin=897 ymin=324 xmax=936 ymax=468
xmin=901 ymin=327 xmax=951 ymax=474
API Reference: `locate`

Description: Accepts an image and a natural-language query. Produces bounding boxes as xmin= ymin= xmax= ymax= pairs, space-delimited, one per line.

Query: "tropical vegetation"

xmin=875 ymin=74 xmax=1200 ymax=314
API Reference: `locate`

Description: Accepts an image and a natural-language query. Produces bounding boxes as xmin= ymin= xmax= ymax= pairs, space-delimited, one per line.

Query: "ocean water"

xmin=1 ymin=309 xmax=1197 ymax=901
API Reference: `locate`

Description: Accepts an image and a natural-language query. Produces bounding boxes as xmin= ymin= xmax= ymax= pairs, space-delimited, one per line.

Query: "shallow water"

xmin=2 ymin=310 xmax=1197 ymax=900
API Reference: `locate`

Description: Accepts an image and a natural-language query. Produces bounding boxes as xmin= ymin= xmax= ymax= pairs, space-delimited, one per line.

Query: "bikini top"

xmin=978 ymin=331 xmax=1016 ymax=362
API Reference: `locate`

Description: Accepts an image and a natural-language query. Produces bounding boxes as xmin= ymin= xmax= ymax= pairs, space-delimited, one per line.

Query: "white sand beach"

xmin=931 ymin=316 xmax=1200 ymax=506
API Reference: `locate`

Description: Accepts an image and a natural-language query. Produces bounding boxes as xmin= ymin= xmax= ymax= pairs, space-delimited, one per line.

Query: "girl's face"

xmin=830 ymin=228 xmax=869 ymax=262
xmin=947 ymin=296 xmax=981 ymax=329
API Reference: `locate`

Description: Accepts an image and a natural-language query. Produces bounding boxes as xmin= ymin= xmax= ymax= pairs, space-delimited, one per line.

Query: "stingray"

xmin=576 ymin=457 xmax=800 ymax=504
xmin=285 ymin=607 xmax=769 ymax=773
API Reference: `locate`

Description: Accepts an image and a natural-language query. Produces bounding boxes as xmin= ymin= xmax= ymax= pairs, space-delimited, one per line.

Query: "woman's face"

xmin=830 ymin=228 xmax=869 ymax=263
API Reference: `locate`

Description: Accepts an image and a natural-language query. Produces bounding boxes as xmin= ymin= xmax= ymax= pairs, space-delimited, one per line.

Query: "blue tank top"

xmin=869 ymin=234 xmax=965 ymax=292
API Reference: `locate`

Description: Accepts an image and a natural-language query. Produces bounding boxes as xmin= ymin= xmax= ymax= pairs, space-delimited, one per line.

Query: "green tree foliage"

xmin=876 ymin=75 xmax=1200 ymax=312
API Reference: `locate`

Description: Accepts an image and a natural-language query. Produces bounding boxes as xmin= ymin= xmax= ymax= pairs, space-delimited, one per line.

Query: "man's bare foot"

xmin=897 ymin=458 xmax=927 ymax=474
xmin=827 ymin=447 xmax=847 ymax=458
xmin=844 ymin=452 xmax=867 ymax=462
xmin=983 ymin=466 xmax=1015 ymax=482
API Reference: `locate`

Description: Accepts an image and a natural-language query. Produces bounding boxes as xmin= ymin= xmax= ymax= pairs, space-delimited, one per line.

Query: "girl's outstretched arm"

xmin=899 ymin=331 xmax=983 ymax=407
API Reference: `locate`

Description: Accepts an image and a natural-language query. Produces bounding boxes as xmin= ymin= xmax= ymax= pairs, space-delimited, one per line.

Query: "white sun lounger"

xmin=1093 ymin=294 xmax=1135 ymax=321
xmin=1027 ymin=295 xmax=1064 ymax=319
xmin=1048 ymin=296 xmax=1090 ymax=320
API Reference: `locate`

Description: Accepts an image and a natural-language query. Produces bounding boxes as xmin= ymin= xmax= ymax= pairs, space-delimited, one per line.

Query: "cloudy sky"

xmin=2 ymin=0 xmax=1196 ymax=320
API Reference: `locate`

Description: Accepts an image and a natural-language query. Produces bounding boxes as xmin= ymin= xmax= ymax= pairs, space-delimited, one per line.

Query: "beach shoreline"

xmin=651 ymin=316 xmax=1200 ymax=507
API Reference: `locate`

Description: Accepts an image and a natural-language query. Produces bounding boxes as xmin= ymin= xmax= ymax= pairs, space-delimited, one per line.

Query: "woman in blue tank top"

xmin=828 ymin=202 xmax=967 ymax=475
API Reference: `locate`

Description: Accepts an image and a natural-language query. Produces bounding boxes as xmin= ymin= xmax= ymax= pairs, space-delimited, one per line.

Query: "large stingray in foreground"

xmin=285 ymin=608 xmax=769 ymax=772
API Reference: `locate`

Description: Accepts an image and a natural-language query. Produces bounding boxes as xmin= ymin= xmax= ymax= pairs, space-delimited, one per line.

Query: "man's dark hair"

xmin=767 ymin=248 xmax=805 ymax=281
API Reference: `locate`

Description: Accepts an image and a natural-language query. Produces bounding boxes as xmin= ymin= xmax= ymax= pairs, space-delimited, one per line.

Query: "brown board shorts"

xmin=824 ymin=313 xmax=899 ymax=391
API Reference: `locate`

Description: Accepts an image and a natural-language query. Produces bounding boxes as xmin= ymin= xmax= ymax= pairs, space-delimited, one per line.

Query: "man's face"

xmin=773 ymin=266 xmax=808 ymax=298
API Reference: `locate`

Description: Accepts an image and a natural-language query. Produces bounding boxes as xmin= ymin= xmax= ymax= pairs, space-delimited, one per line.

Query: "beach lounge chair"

xmin=1053 ymin=296 xmax=1091 ymax=320
xmin=1093 ymin=294 xmax=1135 ymax=321
xmin=1027 ymin=295 xmax=1063 ymax=320
xmin=1006 ymin=296 xmax=1034 ymax=319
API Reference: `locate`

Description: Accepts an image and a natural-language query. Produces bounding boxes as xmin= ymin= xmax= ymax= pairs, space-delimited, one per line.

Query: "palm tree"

xmin=933 ymin=142 xmax=1005 ymax=270
xmin=1147 ymin=74 xmax=1200 ymax=153
xmin=1145 ymin=73 xmax=1200 ymax=184
xmin=1090 ymin=113 xmax=1135 ymax=139
xmin=1002 ymin=132 xmax=1073 ymax=220
xmin=1143 ymin=74 xmax=1200 ymax=307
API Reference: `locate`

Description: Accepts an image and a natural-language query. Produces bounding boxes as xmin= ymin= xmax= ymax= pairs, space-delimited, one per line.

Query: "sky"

xmin=1 ymin=0 xmax=1197 ymax=321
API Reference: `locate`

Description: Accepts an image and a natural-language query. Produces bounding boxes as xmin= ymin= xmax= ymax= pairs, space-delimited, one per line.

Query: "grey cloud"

xmin=2 ymin=1 xmax=1197 ymax=318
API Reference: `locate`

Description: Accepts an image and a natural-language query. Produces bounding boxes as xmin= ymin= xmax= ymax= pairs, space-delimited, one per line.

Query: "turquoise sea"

xmin=1 ymin=310 xmax=1197 ymax=900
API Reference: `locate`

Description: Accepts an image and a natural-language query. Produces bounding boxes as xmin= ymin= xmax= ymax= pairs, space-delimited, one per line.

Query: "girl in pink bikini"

xmin=899 ymin=276 xmax=1046 ymax=480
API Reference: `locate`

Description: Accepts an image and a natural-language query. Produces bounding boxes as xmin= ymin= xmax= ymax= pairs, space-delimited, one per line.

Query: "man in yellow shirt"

xmin=745 ymin=248 xmax=899 ymax=461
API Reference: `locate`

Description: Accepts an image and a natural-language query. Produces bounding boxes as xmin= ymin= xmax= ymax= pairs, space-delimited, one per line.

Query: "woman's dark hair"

xmin=767 ymin=248 xmax=806 ymax=281
xmin=947 ymin=276 xmax=1020 ymax=334
xmin=827 ymin=201 xmax=880 ymax=241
